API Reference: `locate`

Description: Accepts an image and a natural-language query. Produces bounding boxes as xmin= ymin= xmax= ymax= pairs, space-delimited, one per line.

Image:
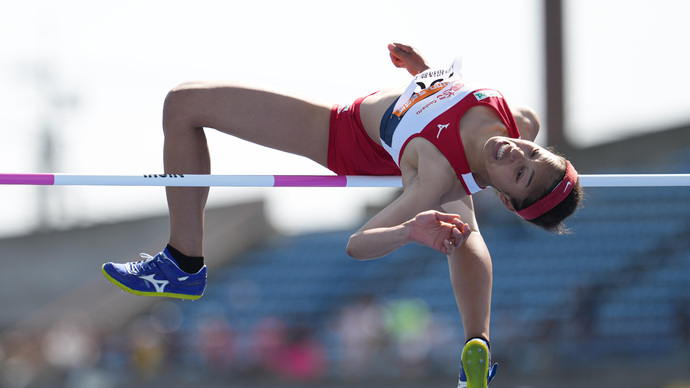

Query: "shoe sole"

xmin=462 ymin=339 xmax=490 ymax=388
xmin=101 ymin=266 xmax=203 ymax=301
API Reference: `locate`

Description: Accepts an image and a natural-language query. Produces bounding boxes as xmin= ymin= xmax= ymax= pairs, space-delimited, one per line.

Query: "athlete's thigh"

xmin=168 ymin=81 xmax=333 ymax=166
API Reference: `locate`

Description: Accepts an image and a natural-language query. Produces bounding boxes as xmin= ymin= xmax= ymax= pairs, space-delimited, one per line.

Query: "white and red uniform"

xmin=379 ymin=58 xmax=521 ymax=195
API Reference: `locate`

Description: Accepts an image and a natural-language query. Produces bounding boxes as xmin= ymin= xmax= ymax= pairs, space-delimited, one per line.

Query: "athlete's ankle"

xmin=465 ymin=336 xmax=491 ymax=350
xmin=166 ymin=244 xmax=204 ymax=274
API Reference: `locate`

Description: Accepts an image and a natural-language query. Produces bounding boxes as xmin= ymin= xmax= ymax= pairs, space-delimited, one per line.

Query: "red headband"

xmin=517 ymin=161 xmax=578 ymax=220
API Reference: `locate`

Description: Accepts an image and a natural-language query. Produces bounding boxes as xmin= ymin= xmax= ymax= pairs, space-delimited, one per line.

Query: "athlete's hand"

xmin=405 ymin=210 xmax=471 ymax=255
xmin=388 ymin=43 xmax=430 ymax=76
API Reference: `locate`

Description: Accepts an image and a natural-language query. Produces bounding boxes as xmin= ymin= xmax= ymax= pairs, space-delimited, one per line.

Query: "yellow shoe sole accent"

xmin=101 ymin=266 xmax=203 ymax=301
xmin=462 ymin=338 xmax=490 ymax=388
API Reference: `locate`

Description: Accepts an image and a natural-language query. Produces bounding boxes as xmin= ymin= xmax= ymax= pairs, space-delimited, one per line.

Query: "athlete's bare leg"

xmin=161 ymin=81 xmax=332 ymax=257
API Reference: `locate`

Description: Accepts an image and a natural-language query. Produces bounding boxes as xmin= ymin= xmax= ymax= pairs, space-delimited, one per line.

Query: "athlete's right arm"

xmin=346 ymin=207 xmax=470 ymax=260
xmin=346 ymin=168 xmax=469 ymax=260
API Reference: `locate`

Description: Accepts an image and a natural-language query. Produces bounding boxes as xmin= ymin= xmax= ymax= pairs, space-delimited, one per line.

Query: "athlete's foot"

xmin=457 ymin=338 xmax=498 ymax=388
xmin=102 ymin=248 xmax=207 ymax=300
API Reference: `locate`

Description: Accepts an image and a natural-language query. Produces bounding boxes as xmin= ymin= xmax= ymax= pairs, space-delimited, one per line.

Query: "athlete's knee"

xmin=162 ymin=82 xmax=205 ymax=131
xmin=168 ymin=81 xmax=207 ymax=98
xmin=164 ymin=82 xmax=205 ymax=113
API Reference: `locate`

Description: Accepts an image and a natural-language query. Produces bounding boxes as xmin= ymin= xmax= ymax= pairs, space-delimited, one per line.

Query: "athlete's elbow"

xmin=346 ymin=235 xmax=367 ymax=260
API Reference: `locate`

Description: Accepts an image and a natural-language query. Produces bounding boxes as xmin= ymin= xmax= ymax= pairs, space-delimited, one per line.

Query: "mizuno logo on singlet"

xmin=437 ymin=123 xmax=450 ymax=138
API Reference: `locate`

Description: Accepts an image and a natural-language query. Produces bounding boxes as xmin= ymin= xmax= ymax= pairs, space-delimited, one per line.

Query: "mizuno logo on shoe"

xmin=139 ymin=274 xmax=169 ymax=293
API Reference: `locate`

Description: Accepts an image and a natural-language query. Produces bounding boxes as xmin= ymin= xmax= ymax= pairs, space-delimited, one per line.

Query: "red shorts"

xmin=327 ymin=95 xmax=401 ymax=176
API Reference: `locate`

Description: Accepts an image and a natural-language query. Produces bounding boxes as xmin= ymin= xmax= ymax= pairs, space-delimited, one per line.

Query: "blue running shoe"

xmin=458 ymin=338 xmax=498 ymax=388
xmin=102 ymin=248 xmax=206 ymax=300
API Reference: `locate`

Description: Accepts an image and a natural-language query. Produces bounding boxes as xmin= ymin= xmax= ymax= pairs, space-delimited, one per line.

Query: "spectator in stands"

xmin=197 ymin=316 xmax=237 ymax=373
xmin=335 ymin=295 xmax=388 ymax=378
xmin=273 ymin=326 xmax=327 ymax=382
xmin=250 ymin=316 xmax=287 ymax=375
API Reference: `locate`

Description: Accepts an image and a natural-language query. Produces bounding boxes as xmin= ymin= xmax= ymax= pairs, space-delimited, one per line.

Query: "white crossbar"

xmin=0 ymin=173 xmax=689 ymax=188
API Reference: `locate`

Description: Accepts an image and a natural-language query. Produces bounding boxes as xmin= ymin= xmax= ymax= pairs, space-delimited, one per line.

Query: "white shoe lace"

xmin=126 ymin=253 xmax=156 ymax=273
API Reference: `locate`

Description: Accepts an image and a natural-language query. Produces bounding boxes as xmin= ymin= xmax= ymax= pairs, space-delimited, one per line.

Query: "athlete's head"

xmin=512 ymin=155 xmax=582 ymax=233
xmin=483 ymin=137 xmax=582 ymax=233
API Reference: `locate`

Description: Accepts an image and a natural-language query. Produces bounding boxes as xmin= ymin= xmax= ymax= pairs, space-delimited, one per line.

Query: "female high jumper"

xmin=102 ymin=43 xmax=582 ymax=387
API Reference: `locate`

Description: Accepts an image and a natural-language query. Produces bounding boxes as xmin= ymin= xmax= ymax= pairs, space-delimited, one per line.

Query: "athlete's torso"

xmin=357 ymin=59 xmax=521 ymax=196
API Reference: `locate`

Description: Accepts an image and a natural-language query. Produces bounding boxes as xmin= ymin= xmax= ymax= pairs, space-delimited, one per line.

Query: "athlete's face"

xmin=482 ymin=137 xmax=564 ymax=208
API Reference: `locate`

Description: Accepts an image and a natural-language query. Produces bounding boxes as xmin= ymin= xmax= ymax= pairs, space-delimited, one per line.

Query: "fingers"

xmin=446 ymin=215 xmax=471 ymax=238
xmin=388 ymin=43 xmax=416 ymax=62
xmin=428 ymin=211 xmax=470 ymax=236
xmin=443 ymin=238 xmax=455 ymax=255
xmin=390 ymin=42 xmax=414 ymax=54
xmin=445 ymin=220 xmax=472 ymax=254
xmin=388 ymin=43 xmax=419 ymax=68
xmin=453 ymin=220 xmax=472 ymax=240
xmin=388 ymin=44 xmax=406 ymax=68
xmin=387 ymin=42 xmax=429 ymax=76
xmin=411 ymin=210 xmax=470 ymax=255
xmin=434 ymin=211 xmax=462 ymax=224
xmin=461 ymin=223 xmax=472 ymax=239
xmin=432 ymin=211 xmax=471 ymax=249
xmin=450 ymin=224 xmax=470 ymax=246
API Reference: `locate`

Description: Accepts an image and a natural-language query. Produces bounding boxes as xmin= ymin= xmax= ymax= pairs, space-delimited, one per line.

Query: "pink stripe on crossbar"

xmin=273 ymin=175 xmax=347 ymax=187
xmin=0 ymin=174 xmax=55 ymax=185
